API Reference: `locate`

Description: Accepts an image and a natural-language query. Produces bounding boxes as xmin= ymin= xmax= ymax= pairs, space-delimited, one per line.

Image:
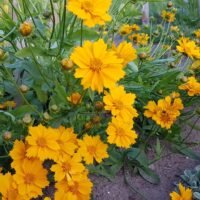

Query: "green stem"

xmin=8 ymin=0 xmax=23 ymax=22
xmin=49 ymin=0 xmax=56 ymax=49
xmin=80 ymin=20 xmax=83 ymax=46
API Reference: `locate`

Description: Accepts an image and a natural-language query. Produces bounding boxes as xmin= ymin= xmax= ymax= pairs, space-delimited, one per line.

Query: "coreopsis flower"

xmin=9 ymin=140 xmax=30 ymax=171
xmin=55 ymin=173 xmax=93 ymax=200
xmin=112 ymin=41 xmax=137 ymax=67
xmin=194 ymin=29 xmax=200 ymax=38
xmin=170 ymin=183 xmax=192 ymax=200
xmin=67 ymin=92 xmax=82 ymax=105
xmin=103 ymin=86 xmax=138 ymax=122
xmin=106 ymin=117 xmax=138 ymax=148
xmin=131 ymin=24 xmax=140 ymax=32
xmin=54 ymin=127 xmax=78 ymax=161
xmin=67 ymin=0 xmax=112 ymax=27
xmin=129 ymin=33 xmax=140 ymax=44
xmin=119 ymin=24 xmax=132 ymax=35
xmin=176 ymin=37 xmax=200 ymax=59
xmin=70 ymin=39 xmax=124 ymax=93
xmin=51 ymin=154 xmax=86 ymax=182
xmin=179 ymin=77 xmax=200 ymax=96
xmin=19 ymin=22 xmax=33 ymax=36
xmin=0 ymin=173 xmax=22 ymax=200
xmin=61 ymin=58 xmax=74 ymax=70
xmin=144 ymin=95 xmax=184 ymax=129
xmin=13 ymin=159 xmax=49 ymax=199
xmin=0 ymin=101 xmax=16 ymax=109
xmin=78 ymin=135 xmax=109 ymax=164
xmin=161 ymin=10 xmax=175 ymax=22
xmin=26 ymin=124 xmax=60 ymax=161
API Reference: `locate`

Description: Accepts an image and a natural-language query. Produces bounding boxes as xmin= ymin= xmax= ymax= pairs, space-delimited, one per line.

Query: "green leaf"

xmin=128 ymin=62 xmax=139 ymax=73
xmin=88 ymin=89 xmax=95 ymax=102
xmin=10 ymin=105 xmax=37 ymax=117
xmin=54 ymin=83 xmax=67 ymax=103
xmin=173 ymin=145 xmax=200 ymax=161
xmin=15 ymin=47 xmax=46 ymax=58
xmin=138 ymin=166 xmax=160 ymax=185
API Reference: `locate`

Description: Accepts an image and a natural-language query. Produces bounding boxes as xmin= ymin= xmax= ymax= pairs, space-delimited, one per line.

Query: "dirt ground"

xmin=91 ymin=118 xmax=200 ymax=200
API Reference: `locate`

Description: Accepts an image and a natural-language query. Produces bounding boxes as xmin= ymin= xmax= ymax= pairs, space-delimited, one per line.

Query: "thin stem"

xmin=80 ymin=20 xmax=83 ymax=46
xmin=49 ymin=0 xmax=56 ymax=49
xmin=8 ymin=0 xmax=23 ymax=22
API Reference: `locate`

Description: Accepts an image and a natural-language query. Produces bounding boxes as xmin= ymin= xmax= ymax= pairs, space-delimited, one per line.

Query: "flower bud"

xmin=181 ymin=76 xmax=188 ymax=82
xmin=167 ymin=1 xmax=173 ymax=8
xmin=169 ymin=62 xmax=176 ymax=68
xmin=43 ymin=112 xmax=51 ymax=121
xmin=95 ymin=101 xmax=104 ymax=111
xmin=23 ymin=114 xmax=32 ymax=125
xmin=61 ymin=58 xmax=74 ymax=70
xmin=3 ymin=131 xmax=12 ymax=140
xmin=91 ymin=116 xmax=101 ymax=124
xmin=67 ymin=92 xmax=82 ymax=105
xmin=50 ymin=104 xmax=59 ymax=113
xmin=19 ymin=22 xmax=33 ymax=37
xmin=0 ymin=49 xmax=8 ymax=61
xmin=138 ymin=52 xmax=147 ymax=60
xmin=84 ymin=122 xmax=93 ymax=131
xmin=20 ymin=84 xmax=29 ymax=93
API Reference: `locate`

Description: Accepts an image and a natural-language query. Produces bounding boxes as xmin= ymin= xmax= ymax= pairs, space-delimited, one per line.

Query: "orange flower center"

xmin=113 ymin=100 xmax=123 ymax=110
xmin=37 ymin=137 xmax=47 ymax=147
xmin=87 ymin=145 xmax=96 ymax=155
xmin=69 ymin=182 xmax=79 ymax=194
xmin=90 ymin=59 xmax=102 ymax=73
xmin=24 ymin=173 xmax=35 ymax=184
xmin=160 ymin=111 xmax=171 ymax=123
xmin=82 ymin=1 xmax=93 ymax=13
xmin=62 ymin=162 xmax=71 ymax=172
xmin=116 ymin=127 xmax=125 ymax=136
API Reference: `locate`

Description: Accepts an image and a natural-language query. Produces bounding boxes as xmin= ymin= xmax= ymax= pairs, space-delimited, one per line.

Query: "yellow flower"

xmin=194 ymin=29 xmax=200 ymax=38
xmin=70 ymin=39 xmax=124 ymax=93
xmin=19 ymin=22 xmax=33 ymax=37
xmin=113 ymin=41 xmax=137 ymax=67
xmin=51 ymin=154 xmax=86 ymax=182
xmin=103 ymin=86 xmax=138 ymax=122
xmin=0 ymin=101 xmax=16 ymax=109
xmin=54 ymin=126 xmax=78 ymax=161
xmin=176 ymin=37 xmax=200 ymax=59
xmin=106 ymin=117 xmax=138 ymax=148
xmin=119 ymin=24 xmax=132 ymax=35
xmin=67 ymin=92 xmax=82 ymax=105
xmin=55 ymin=173 xmax=93 ymax=200
xmin=13 ymin=159 xmax=49 ymax=199
xmin=0 ymin=173 xmax=22 ymax=200
xmin=161 ymin=10 xmax=175 ymax=22
xmin=170 ymin=183 xmax=192 ymax=200
xmin=131 ymin=24 xmax=140 ymax=32
xmin=26 ymin=124 xmax=60 ymax=161
xmin=144 ymin=96 xmax=184 ymax=129
xmin=9 ymin=140 xmax=31 ymax=171
xmin=179 ymin=77 xmax=200 ymax=96
xmin=78 ymin=134 xmax=109 ymax=164
xmin=67 ymin=0 xmax=112 ymax=27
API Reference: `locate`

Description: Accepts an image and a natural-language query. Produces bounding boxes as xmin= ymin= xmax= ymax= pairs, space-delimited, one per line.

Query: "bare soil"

xmin=91 ymin=118 xmax=200 ymax=200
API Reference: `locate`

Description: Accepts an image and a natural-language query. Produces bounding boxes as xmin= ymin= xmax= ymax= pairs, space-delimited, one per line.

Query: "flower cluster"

xmin=179 ymin=77 xmax=200 ymax=96
xmin=119 ymin=24 xmax=140 ymax=35
xmin=0 ymin=125 xmax=109 ymax=200
xmin=161 ymin=10 xmax=176 ymax=22
xmin=129 ymin=33 xmax=149 ymax=46
xmin=144 ymin=94 xmax=184 ymax=129
xmin=104 ymin=86 xmax=138 ymax=148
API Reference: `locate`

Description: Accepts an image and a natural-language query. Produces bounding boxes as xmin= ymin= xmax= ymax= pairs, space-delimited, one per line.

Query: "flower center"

xmin=69 ymin=182 xmax=79 ymax=194
xmin=160 ymin=111 xmax=171 ymax=122
xmin=87 ymin=145 xmax=96 ymax=155
xmin=62 ymin=162 xmax=71 ymax=172
xmin=37 ymin=137 xmax=47 ymax=147
xmin=24 ymin=173 xmax=35 ymax=184
xmin=116 ymin=128 xmax=125 ymax=136
xmin=90 ymin=59 xmax=102 ymax=73
xmin=113 ymin=100 xmax=123 ymax=110
xmin=82 ymin=1 xmax=93 ymax=13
